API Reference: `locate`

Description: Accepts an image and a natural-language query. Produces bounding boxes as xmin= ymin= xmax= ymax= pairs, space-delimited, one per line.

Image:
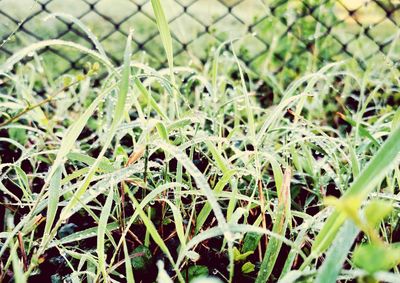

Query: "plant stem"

xmin=0 ymin=80 xmax=80 ymax=128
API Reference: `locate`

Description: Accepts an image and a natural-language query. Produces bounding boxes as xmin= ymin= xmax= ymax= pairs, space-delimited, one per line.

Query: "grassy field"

xmin=0 ymin=0 xmax=400 ymax=283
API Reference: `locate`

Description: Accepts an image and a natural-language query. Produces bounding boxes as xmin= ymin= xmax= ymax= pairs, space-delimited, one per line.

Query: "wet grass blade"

xmin=195 ymin=170 xmax=236 ymax=232
xmin=1 ymin=39 xmax=115 ymax=74
xmin=134 ymin=78 xmax=168 ymax=120
xmin=155 ymin=141 xmax=228 ymax=232
xmin=312 ymin=125 xmax=400 ymax=256
xmin=43 ymin=165 xmax=62 ymax=240
xmin=45 ymin=13 xmax=108 ymax=60
xmin=256 ymin=168 xmax=291 ymax=283
xmin=150 ymin=0 xmax=174 ymax=79
xmin=126 ymin=190 xmax=184 ymax=283
xmin=337 ymin=112 xmax=380 ymax=147
xmin=97 ymin=186 xmax=115 ymax=281
xmin=58 ymin=31 xmax=132 ymax=221
xmin=10 ymin=240 xmax=25 ymax=283
xmin=315 ymin=220 xmax=359 ymax=283
xmin=123 ymin=240 xmax=135 ymax=283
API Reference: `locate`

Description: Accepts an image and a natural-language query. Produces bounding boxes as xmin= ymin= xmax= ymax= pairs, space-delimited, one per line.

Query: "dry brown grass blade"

xmin=17 ymin=232 xmax=28 ymax=272
xmin=279 ymin=167 xmax=292 ymax=213
xmin=126 ymin=145 xmax=145 ymax=166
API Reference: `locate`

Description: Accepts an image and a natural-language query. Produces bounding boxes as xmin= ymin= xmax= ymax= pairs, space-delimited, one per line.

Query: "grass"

xmin=0 ymin=1 xmax=400 ymax=283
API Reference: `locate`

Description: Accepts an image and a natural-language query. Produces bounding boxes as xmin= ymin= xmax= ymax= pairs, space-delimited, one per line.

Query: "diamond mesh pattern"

xmin=0 ymin=0 xmax=399 ymax=77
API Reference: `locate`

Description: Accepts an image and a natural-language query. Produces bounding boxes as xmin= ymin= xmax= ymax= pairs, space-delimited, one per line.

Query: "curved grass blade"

xmin=0 ymin=39 xmax=115 ymax=74
xmin=39 ymin=32 xmax=133 ymax=254
xmin=44 ymin=13 xmax=108 ymax=60
xmin=58 ymin=30 xmax=133 ymax=221
xmin=134 ymin=77 xmax=168 ymax=120
xmin=154 ymin=140 xmax=229 ymax=233
xmin=311 ymin=125 xmax=400 ymax=257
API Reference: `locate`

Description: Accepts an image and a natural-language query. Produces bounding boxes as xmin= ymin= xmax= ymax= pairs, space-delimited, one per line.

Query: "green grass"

xmin=0 ymin=1 xmax=400 ymax=283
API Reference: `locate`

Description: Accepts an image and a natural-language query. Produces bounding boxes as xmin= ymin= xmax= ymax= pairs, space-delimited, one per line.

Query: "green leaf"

xmin=353 ymin=243 xmax=400 ymax=274
xmin=131 ymin=245 xmax=152 ymax=271
xmin=67 ymin=152 xmax=114 ymax=173
xmin=255 ymin=203 xmax=288 ymax=283
xmin=113 ymin=30 xmax=132 ymax=125
xmin=134 ymin=78 xmax=168 ymax=120
xmin=241 ymin=262 xmax=255 ymax=274
xmin=10 ymin=240 xmax=26 ymax=283
xmin=324 ymin=196 xmax=362 ymax=226
xmin=242 ymin=232 xmax=262 ymax=254
xmin=156 ymin=122 xmax=169 ymax=141
xmin=167 ymin=118 xmax=191 ymax=131
xmin=8 ymin=127 xmax=27 ymax=145
xmin=195 ymin=169 xmax=235 ymax=232
xmin=364 ymin=200 xmax=393 ymax=228
xmin=233 ymin=247 xmax=253 ymax=262
xmin=14 ymin=166 xmax=30 ymax=199
xmin=188 ymin=265 xmax=209 ymax=282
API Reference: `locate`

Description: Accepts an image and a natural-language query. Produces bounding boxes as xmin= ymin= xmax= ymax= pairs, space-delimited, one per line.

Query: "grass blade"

xmin=58 ymin=31 xmax=133 ymax=221
xmin=97 ymin=186 xmax=115 ymax=281
xmin=155 ymin=141 xmax=229 ymax=233
xmin=315 ymin=220 xmax=359 ymax=283
xmin=1 ymin=39 xmax=115 ymax=74
xmin=255 ymin=168 xmax=291 ymax=283
xmin=44 ymin=13 xmax=108 ymax=60
xmin=43 ymin=165 xmax=62 ymax=241
xmin=123 ymin=240 xmax=135 ymax=283
xmin=195 ymin=170 xmax=236 ymax=232
xmin=125 ymin=190 xmax=184 ymax=283
xmin=150 ymin=0 xmax=173 ymax=78
xmin=10 ymin=240 xmax=26 ymax=283
xmin=312 ymin=125 xmax=400 ymax=256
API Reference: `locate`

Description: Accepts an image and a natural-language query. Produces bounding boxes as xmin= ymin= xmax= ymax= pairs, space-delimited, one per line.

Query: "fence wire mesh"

xmin=1 ymin=0 xmax=400 ymax=80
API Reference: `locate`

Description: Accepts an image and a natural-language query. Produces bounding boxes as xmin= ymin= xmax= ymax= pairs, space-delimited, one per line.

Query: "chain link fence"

xmin=1 ymin=0 xmax=400 ymax=80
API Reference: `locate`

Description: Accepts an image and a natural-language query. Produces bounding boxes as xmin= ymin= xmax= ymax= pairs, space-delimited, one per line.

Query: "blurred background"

xmin=1 ymin=0 xmax=400 ymax=84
